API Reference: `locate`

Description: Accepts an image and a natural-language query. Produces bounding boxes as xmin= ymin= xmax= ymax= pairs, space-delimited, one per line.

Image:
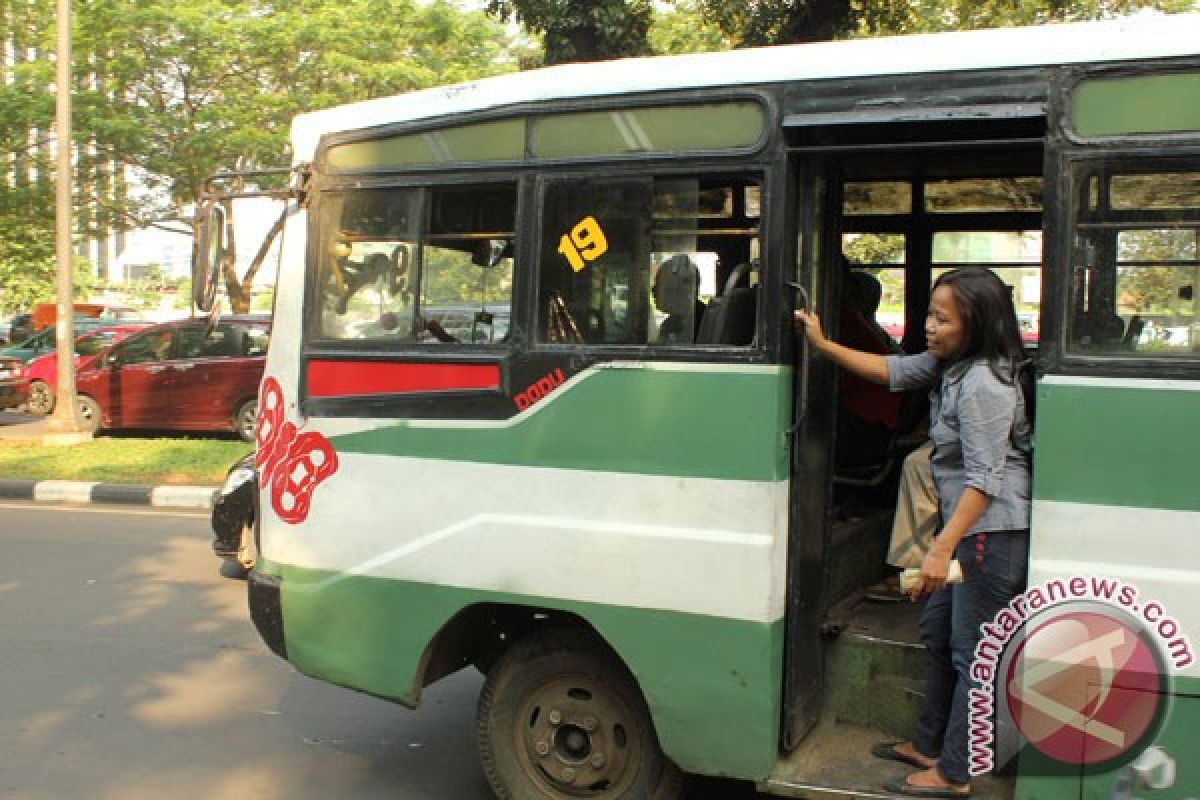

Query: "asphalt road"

xmin=0 ymin=503 xmax=760 ymax=800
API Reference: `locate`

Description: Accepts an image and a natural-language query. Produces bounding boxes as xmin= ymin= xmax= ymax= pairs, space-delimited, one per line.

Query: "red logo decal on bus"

xmin=514 ymin=368 xmax=565 ymax=411
xmin=256 ymin=376 xmax=340 ymax=524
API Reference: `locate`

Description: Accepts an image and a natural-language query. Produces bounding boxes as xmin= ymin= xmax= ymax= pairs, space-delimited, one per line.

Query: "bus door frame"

xmin=781 ymin=152 xmax=841 ymax=749
xmin=780 ymin=111 xmax=1046 ymax=751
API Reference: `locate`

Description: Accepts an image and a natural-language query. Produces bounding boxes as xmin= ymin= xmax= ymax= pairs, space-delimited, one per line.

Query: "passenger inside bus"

xmin=652 ymin=254 xmax=706 ymax=343
xmin=834 ymin=269 xmax=905 ymax=472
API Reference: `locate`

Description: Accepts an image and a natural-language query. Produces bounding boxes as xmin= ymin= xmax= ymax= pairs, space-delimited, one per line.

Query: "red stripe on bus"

xmin=307 ymin=360 xmax=500 ymax=397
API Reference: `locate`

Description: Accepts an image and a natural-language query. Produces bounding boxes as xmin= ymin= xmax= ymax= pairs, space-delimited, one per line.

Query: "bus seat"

xmin=697 ymin=262 xmax=757 ymax=346
xmin=1074 ymin=310 xmax=1127 ymax=350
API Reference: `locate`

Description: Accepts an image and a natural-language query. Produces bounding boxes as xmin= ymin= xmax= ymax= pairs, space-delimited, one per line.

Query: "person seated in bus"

xmin=884 ymin=439 xmax=938 ymax=571
xmin=835 ymin=269 xmax=905 ymax=471
xmin=796 ymin=266 xmax=1033 ymax=799
xmin=652 ymin=254 xmax=706 ymax=344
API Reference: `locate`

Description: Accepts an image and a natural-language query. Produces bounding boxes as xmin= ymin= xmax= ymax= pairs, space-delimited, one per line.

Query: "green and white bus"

xmin=196 ymin=14 xmax=1200 ymax=799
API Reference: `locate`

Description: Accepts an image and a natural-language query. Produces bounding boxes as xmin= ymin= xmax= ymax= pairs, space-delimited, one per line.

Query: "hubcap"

xmin=29 ymin=383 xmax=52 ymax=413
xmin=238 ymin=405 xmax=257 ymax=438
xmin=518 ymin=679 xmax=638 ymax=795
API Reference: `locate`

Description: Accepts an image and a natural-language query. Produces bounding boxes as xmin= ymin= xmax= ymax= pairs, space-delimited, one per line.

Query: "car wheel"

xmin=27 ymin=380 xmax=54 ymax=415
xmin=477 ymin=628 xmax=684 ymax=800
xmin=76 ymin=395 xmax=101 ymax=433
xmin=234 ymin=399 xmax=257 ymax=443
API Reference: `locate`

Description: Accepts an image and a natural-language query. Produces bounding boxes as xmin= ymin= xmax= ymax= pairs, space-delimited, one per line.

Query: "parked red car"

xmin=75 ymin=316 xmax=270 ymax=441
xmin=0 ymin=355 xmax=29 ymax=410
xmin=24 ymin=324 xmax=151 ymax=415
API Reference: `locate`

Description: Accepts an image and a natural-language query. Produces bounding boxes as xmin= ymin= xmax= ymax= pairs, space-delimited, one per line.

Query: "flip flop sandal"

xmin=871 ymin=741 xmax=935 ymax=770
xmin=883 ymin=776 xmax=971 ymax=798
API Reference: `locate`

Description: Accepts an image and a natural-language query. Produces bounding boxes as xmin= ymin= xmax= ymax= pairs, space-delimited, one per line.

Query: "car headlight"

xmin=220 ymin=465 xmax=256 ymax=496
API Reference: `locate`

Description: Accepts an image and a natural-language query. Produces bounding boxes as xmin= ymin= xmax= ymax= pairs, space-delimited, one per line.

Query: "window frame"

xmin=528 ymin=164 xmax=770 ymax=358
xmin=1058 ymin=154 xmax=1200 ymax=369
xmin=314 ymin=90 xmax=775 ymax=176
xmin=303 ymin=173 xmax=525 ymax=356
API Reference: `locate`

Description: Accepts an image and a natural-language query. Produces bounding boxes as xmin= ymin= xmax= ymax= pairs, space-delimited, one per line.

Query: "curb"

xmin=0 ymin=478 xmax=218 ymax=510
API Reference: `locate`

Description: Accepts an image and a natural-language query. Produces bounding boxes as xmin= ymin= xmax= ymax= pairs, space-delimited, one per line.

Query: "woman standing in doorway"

xmin=796 ymin=267 xmax=1033 ymax=798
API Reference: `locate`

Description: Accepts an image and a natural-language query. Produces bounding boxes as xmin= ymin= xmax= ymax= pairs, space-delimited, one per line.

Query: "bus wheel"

xmin=477 ymin=628 xmax=683 ymax=800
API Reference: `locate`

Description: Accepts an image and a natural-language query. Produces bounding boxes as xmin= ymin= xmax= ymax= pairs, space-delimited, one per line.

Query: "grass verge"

xmin=0 ymin=437 xmax=251 ymax=485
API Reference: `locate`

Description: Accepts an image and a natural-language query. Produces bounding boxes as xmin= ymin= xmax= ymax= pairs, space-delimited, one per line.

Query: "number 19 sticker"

xmin=558 ymin=216 xmax=608 ymax=272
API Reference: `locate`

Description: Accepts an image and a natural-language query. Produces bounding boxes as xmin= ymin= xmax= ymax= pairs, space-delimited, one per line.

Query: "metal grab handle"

xmin=786 ymin=281 xmax=810 ymax=429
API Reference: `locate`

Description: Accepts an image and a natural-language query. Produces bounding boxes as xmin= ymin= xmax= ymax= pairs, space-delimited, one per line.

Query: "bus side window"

xmin=536 ymin=174 xmax=761 ymax=347
xmin=314 ymin=183 xmax=516 ymax=345
xmin=538 ymin=178 xmax=653 ymax=345
xmin=1068 ymin=168 xmax=1200 ymax=356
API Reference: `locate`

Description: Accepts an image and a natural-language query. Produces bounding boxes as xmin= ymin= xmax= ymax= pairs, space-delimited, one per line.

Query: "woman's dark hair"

xmin=933 ymin=267 xmax=1036 ymax=424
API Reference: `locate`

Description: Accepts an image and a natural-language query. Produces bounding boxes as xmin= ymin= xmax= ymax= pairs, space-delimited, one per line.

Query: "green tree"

xmin=648 ymin=0 xmax=732 ymax=54
xmin=3 ymin=0 xmax=520 ymax=313
xmin=485 ymin=0 xmax=655 ymax=64
xmin=689 ymin=0 xmax=1193 ymax=45
xmin=0 ymin=212 xmax=96 ymax=313
xmin=851 ymin=0 xmax=1195 ymax=37
xmin=693 ymin=0 xmax=852 ymax=45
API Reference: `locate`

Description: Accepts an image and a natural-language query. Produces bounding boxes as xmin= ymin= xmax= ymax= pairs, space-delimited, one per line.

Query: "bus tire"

xmin=476 ymin=627 xmax=683 ymax=800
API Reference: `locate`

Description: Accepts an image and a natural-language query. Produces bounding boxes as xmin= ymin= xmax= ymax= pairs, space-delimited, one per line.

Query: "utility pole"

xmin=45 ymin=0 xmax=90 ymax=444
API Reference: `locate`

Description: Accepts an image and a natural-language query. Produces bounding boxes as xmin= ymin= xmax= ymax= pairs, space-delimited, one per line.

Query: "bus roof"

xmin=291 ymin=13 xmax=1200 ymax=163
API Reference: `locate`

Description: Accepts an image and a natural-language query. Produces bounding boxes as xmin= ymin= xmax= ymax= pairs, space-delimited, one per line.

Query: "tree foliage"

xmin=694 ymin=0 xmax=852 ymax=45
xmin=850 ymin=0 xmax=1195 ymax=37
xmin=485 ymin=0 xmax=655 ymax=64
xmin=690 ymin=0 xmax=1193 ymax=46
xmin=648 ymin=0 xmax=732 ymax=54
xmin=2 ymin=0 xmax=519 ymax=312
xmin=0 ymin=202 xmax=95 ymax=312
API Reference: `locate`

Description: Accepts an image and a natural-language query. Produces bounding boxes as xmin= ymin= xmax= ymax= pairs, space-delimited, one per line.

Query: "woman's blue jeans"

xmin=912 ymin=530 xmax=1029 ymax=784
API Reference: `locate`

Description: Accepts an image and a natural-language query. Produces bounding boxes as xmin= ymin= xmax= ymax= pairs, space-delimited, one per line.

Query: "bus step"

xmin=764 ymin=718 xmax=1014 ymax=800
xmin=825 ymin=599 xmax=925 ymax=738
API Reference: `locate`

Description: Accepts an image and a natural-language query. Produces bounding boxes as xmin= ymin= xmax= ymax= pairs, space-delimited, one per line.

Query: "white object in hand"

xmin=900 ymin=560 xmax=963 ymax=592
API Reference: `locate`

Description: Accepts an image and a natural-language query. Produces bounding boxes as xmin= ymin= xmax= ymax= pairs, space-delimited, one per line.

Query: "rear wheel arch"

xmin=416 ymin=604 xmax=610 ymax=691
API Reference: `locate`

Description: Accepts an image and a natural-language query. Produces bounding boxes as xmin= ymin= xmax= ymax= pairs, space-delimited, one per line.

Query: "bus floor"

xmin=763 ymin=598 xmax=1015 ymax=799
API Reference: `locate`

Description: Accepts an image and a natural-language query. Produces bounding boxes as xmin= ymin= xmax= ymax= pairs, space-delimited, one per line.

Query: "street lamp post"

xmin=45 ymin=0 xmax=90 ymax=444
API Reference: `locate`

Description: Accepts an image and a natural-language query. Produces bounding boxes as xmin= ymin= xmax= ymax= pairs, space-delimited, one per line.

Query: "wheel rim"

xmin=516 ymin=675 xmax=643 ymax=796
xmin=29 ymin=382 xmax=52 ymax=414
xmin=76 ymin=397 xmax=98 ymax=431
xmin=236 ymin=403 xmax=256 ymax=440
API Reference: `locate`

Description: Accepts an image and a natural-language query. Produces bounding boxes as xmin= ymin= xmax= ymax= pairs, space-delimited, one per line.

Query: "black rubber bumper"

xmin=248 ymin=571 xmax=287 ymax=661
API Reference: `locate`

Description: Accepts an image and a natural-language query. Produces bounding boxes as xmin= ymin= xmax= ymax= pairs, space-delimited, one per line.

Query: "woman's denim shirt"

xmin=886 ymin=351 xmax=1032 ymax=536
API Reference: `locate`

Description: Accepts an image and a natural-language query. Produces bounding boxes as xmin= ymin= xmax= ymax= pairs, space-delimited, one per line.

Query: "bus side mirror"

xmin=193 ymin=201 xmax=226 ymax=312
